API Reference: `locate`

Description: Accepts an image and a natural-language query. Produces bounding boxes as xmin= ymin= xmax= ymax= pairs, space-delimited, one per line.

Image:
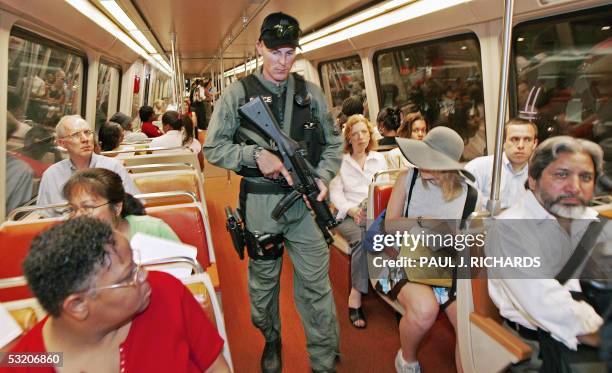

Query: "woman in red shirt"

xmin=4 ymin=217 xmax=229 ymax=373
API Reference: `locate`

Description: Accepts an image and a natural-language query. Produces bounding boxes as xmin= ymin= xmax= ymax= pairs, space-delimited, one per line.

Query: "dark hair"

xmin=161 ymin=110 xmax=181 ymax=131
xmin=504 ymin=117 xmax=538 ymax=139
xmin=182 ymin=115 xmax=195 ymax=146
xmin=139 ymin=106 xmax=155 ymax=122
xmin=23 ymin=217 xmax=114 ymax=317
xmin=109 ymin=112 xmax=133 ymax=131
xmin=63 ymin=168 xmax=145 ymax=218
xmin=397 ymin=112 xmax=427 ymax=138
xmin=7 ymin=117 xmax=18 ymax=139
xmin=98 ymin=122 xmax=123 ymax=151
xmin=377 ymin=106 xmax=402 ymax=132
xmin=24 ymin=125 xmax=54 ymax=148
xmin=7 ymin=91 xmax=22 ymax=112
xmin=341 ymin=96 xmax=364 ymax=116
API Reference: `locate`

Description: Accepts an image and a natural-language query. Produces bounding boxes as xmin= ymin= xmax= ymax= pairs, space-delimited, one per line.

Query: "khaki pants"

xmin=245 ymin=192 xmax=340 ymax=371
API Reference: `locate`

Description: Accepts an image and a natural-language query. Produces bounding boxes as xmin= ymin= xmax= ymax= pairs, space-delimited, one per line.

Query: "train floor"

xmin=204 ymin=170 xmax=456 ymax=373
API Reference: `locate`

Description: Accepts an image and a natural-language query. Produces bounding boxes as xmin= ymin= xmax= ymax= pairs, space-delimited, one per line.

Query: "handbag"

xmin=398 ymin=169 xmax=477 ymax=288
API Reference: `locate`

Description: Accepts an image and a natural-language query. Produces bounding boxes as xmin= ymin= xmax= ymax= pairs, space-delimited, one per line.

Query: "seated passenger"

xmin=98 ymin=121 xmax=124 ymax=153
xmin=487 ymin=136 xmax=609 ymax=372
xmin=139 ymin=105 xmax=163 ymax=138
xmin=151 ymin=111 xmax=203 ymax=156
xmin=153 ymin=99 xmax=167 ymax=120
xmin=63 ymin=168 xmax=179 ymax=241
xmin=36 ymin=115 xmax=139 ymax=216
xmin=5 ymin=120 xmax=34 ymax=214
xmin=377 ymin=106 xmax=402 ymax=147
xmin=181 ymin=115 xmax=205 ymax=169
xmin=386 ymin=113 xmax=428 ymax=169
xmin=7 ymin=91 xmax=31 ymax=139
xmin=342 ymin=96 xmax=364 ymax=117
xmin=14 ymin=125 xmax=58 ymax=178
xmin=8 ymin=216 xmax=229 ymax=372
xmin=330 ymin=114 xmax=387 ymax=328
xmin=465 ymin=118 xmax=537 ymax=209
xmin=109 ymin=112 xmax=148 ymax=143
xmin=385 ymin=127 xmax=478 ymax=373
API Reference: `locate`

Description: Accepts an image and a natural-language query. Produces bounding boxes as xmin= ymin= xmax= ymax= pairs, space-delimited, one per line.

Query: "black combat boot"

xmin=261 ymin=339 xmax=282 ymax=373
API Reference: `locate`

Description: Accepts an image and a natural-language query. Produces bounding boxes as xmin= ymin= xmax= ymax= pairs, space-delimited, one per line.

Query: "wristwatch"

xmin=252 ymin=146 xmax=264 ymax=163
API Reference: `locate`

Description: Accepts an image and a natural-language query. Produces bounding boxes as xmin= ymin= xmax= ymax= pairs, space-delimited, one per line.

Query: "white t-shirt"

xmin=150 ymin=130 xmax=201 ymax=154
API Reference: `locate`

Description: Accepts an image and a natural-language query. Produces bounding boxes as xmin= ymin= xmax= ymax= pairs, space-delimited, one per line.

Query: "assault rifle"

xmin=238 ymin=96 xmax=339 ymax=244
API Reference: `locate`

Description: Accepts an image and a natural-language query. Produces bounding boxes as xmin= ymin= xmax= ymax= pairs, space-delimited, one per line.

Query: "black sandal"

xmin=348 ymin=307 xmax=367 ymax=329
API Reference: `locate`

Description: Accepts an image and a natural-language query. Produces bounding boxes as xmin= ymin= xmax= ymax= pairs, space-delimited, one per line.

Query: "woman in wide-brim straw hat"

xmin=384 ymin=126 xmax=479 ymax=373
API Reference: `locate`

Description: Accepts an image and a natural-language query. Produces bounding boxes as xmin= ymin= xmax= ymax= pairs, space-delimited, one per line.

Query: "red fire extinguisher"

xmin=133 ymin=75 xmax=140 ymax=94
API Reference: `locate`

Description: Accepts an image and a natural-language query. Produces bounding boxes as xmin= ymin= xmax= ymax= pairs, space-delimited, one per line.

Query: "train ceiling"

xmin=129 ymin=0 xmax=377 ymax=76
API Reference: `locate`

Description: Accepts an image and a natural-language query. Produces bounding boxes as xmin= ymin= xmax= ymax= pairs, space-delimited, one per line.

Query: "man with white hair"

xmin=37 ymin=115 xmax=139 ymax=215
xmin=486 ymin=136 xmax=609 ymax=371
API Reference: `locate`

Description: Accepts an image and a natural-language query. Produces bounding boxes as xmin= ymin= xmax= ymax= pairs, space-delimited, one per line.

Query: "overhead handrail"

xmin=0 ymin=257 xmax=203 ymax=291
xmin=125 ymin=162 xmax=195 ymax=172
xmin=141 ymin=256 xmax=204 ymax=275
xmin=0 ymin=276 xmax=28 ymax=289
xmin=372 ymin=168 xmax=403 ymax=183
xmin=7 ymin=202 xmax=68 ymax=221
xmin=134 ymin=191 xmax=198 ymax=204
xmin=7 ymin=192 xmax=198 ymax=221
xmin=121 ymin=138 xmax=152 ymax=145
xmin=101 ymin=146 xmax=191 ymax=156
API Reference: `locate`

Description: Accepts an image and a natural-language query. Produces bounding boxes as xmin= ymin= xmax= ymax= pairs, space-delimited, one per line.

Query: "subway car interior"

xmin=0 ymin=0 xmax=611 ymax=372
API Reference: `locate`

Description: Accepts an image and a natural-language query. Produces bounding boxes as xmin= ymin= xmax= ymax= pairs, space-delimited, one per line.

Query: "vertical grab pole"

xmin=170 ymin=33 xmax=178 ymax=107
xmin=220 ymin=53 xmax=225 ymax=92
xmin=487 ymin=0 xmax=516 ymax=216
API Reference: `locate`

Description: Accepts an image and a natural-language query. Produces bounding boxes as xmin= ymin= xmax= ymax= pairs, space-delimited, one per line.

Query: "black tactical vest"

xmin=235 ymin=73 xmax=325 ymax=177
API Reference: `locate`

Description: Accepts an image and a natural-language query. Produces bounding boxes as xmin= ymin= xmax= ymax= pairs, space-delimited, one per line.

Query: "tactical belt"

xmin=240 ymin=178 xmax=292 ymax=195
xmin=238 ymin=178 xmax=288 ymax=260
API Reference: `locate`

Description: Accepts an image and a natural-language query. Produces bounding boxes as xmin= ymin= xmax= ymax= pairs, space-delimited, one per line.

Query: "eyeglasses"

xmin=262 ymin=24 xmax=302 ymax=40
xmin=65 ymin=201 xmax=111 ymax=216
xmin=61 ymin=129 xmax=94 ymax=141
xmin=87 ymin=249 xmax=146 ymax=294
xmin=87 ymin=263 xmax=147 ymax=294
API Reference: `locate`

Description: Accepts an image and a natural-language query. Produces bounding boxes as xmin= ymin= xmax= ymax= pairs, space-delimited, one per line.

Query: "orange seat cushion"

xmin=374 ymin=184 xmax=394 ymax=217
xmin=0 ymin=220 xmax=60 ymax=302
xmin=147 ymin=205 xmax=211 ymax=269
xmin=134 ymin=173 xmax=201 ymax=203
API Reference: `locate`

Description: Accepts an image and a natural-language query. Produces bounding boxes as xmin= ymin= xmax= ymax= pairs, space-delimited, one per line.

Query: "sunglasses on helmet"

xmin=261 ymin=24 xmax=302 ymax=40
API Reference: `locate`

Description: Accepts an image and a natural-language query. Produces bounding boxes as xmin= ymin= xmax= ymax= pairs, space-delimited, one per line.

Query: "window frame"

xmin=372 ymin=32 xmax=483 ymax=108
xmin=509 ymin=4 xmax=612 ymax=119
xmin=97 ymin=59 xmax=123 ymax=119
xmin=317 ymin=54 xmax=364 ymax=91
xmin=10 ymin=26 xmax=88 ymax=118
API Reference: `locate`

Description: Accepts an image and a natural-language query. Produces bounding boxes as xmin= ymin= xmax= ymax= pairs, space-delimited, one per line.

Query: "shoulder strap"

xmin=239 ymin=74 xmax=257 ymax=100
xmin=459 ymin=184 xmax=478 ymax=230
xmin=404 ymin=168 xmax=419 ymax=217
xmin=293 ymin=72 xmax=307 ymax=96
xmin=556 ymin=218 xmax=607 ymax=284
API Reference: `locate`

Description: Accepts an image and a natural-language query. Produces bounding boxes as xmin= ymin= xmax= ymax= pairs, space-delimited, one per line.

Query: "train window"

xmin=512 ymin=6 xmax=612 ymax=157
xmin=318 ymin=56 xmax=368 ymax=118
xmin=6 ymin=29 xmax=84 ymax=215
xmin=95 ymin=61 xmax=121 ymax=131
xmin=374 ymin=34 xmax=486 ymax=161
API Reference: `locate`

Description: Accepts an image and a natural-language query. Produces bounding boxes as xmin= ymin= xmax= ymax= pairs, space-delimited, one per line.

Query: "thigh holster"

xmin=245 ymin=230 xmax=285 ymax=260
